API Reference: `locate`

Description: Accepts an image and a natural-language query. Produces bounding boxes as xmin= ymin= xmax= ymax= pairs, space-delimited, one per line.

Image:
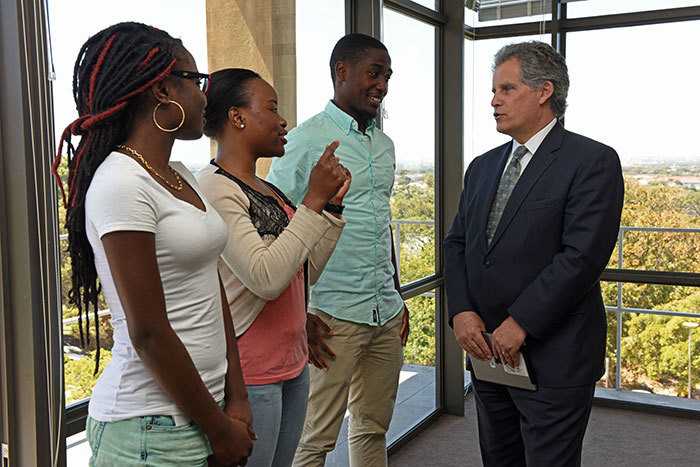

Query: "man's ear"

xmin=151 ymin=79 xmax=172 ymax=104
xmin=539 ymin=81 xmax=554 ymax=106
xmin=335 ymin=60 xmax=348 ymax=83
xmin=228 ymin=107 xmax=246 ymax=128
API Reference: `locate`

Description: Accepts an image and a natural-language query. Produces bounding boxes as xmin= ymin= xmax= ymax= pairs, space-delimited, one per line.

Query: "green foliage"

xmin=57 ymin=155 xmax=115 ymax=403
xmin=621 ymin=294 xmax=700 ymax=396
xmin=391 ymin=170 xmax=435 ymax=283
xmin=403 ymin=296 xmax=436 ymax=366
xmin=391 ymin=170 xmax=437 ymax=366
xmin=600 ymin=178 xmax=700 ymax=396
xmin=64 ymin=349 xmax=112 ymax=404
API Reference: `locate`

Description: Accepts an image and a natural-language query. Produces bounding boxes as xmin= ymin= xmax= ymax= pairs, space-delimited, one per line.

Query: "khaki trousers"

xmin=293 ymin=308 xmax=404 ymax=467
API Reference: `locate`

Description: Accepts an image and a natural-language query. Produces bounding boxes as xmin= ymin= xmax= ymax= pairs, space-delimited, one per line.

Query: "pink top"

xmin=237 ymin=199 xmax=308 ymax=385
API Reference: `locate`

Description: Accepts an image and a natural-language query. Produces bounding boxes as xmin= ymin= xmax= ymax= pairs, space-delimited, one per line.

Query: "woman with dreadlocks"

xmin=52 ymin=22 xmax=254 ymax=466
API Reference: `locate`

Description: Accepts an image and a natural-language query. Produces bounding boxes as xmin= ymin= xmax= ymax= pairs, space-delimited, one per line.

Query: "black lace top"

xmin=211 ymin=161 xmax=296 ymax=239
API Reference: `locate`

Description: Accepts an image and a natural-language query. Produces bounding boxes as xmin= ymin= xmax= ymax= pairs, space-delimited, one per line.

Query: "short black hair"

xmin=329 ymin=33 xmax=388 ymax=84
xmin=204 ymin=68 xmax=261 ymax=138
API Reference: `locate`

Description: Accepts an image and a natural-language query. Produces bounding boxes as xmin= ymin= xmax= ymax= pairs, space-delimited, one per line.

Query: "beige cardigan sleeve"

xmin=198 ymin=170 xmax=346 ymax=301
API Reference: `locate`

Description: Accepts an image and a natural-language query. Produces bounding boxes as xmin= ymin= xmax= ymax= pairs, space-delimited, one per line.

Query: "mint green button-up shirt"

xmin=266 ymin=101 xmax=404 ymax=326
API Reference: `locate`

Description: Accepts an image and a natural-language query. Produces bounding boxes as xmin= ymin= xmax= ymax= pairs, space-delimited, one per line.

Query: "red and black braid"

xmin=51 ymin=22 xmax=183 ymax=372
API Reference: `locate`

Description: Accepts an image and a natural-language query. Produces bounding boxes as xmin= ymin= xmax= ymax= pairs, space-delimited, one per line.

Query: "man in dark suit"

xmin=444 ymin=41 xmax=624 ymax=466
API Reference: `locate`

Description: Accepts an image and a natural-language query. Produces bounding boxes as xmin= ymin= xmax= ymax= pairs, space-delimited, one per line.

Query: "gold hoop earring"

xmin=153 ymin=100 xmax=185 ymax=133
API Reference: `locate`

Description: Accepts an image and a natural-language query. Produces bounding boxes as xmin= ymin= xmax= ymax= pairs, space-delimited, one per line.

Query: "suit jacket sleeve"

xmin=444 ymin=166 xmax=476 ymax=328
xmin=509 ymin=145 xmax=624 ymax=340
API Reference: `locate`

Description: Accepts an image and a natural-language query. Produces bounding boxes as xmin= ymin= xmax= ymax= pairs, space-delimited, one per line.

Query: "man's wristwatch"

xmin=323 ymin=202 xmax=345 ymax=215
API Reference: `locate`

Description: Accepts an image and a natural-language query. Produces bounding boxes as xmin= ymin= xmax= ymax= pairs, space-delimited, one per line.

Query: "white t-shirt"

xmin=85 ymin=152 xmax=228 ymax=422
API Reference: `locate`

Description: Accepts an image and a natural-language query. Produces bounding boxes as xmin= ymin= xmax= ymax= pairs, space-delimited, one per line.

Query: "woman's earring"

xmin=153 ymin=100 xmax=185 ymax=132
xmin=240 ymin=123 xmax=245 ymax=129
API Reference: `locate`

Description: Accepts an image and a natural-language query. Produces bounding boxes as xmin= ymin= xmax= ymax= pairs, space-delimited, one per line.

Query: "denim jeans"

xmin=246 ymin=364 xmax=310 ymax=467
xmin=86 ymin=412 xmax=212 ymax=466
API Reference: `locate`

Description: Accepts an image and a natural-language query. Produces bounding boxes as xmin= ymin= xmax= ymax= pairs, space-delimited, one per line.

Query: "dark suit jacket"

xmin=444 ymin=122 xmax=624 ymax=387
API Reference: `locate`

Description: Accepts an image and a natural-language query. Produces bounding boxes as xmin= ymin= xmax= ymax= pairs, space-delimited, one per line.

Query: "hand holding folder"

xmin=468 ymin=332 xmax=537 ymax=391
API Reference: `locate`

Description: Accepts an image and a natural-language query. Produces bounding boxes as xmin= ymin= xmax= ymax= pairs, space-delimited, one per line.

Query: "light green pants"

xmin=86 ymin=407 xmax=218 ymax=466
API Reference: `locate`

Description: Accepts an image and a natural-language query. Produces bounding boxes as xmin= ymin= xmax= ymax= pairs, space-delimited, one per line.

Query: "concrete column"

xmin=205 ymin=0 xmax=297 ymax=177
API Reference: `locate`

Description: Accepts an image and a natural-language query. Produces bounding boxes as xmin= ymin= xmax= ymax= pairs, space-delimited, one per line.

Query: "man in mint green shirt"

xmin=266 ymin=33 xmax=409 ymax=467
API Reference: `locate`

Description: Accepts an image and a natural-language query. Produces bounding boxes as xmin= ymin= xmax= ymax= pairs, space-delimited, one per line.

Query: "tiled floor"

xmin=66 ymin=364 xmax=438 ymax=466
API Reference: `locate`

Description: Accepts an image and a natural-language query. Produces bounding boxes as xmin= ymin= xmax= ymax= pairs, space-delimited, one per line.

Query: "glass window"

xmin=597 ymin=307 xmax=618 ymax=389
xmin=618 ymin=312 xmax=700 ymax=398
xmin=568 ymin=0 xmax=700 ymax=18
xmin=410 ymin=0 xmax=438 ymax=10
xmin=391 ymin=292 xmax=437 ymax=431
xmin=566 ymin=22 xmax=700 ymax=234
xmin=567 ymin=19 xmax=700 ymax=405
xmin=295 ymin=0 xmax=345 ymax=123
xmin=602 ymin=278 xmax=700 ymax=396
xmin=383 ymin=9 xmax=437 ymax=285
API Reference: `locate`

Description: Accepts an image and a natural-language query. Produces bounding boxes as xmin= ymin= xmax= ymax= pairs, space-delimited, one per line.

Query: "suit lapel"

xmin=487 ymin=122 xmax=565 ymax=252
xmin=478 ymin=143 xmax=512 ymax=251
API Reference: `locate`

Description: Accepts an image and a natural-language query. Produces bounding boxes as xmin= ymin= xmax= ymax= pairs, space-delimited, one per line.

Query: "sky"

xmin=48 ymin=0 xmax=700 ymax=172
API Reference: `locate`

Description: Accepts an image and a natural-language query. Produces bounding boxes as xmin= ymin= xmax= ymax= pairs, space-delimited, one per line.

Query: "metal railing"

xmin=391 ymin=219 xmax=434 ymax=284
xmin=605 ymin=226 xmax=700 ymax=392
xmin=61 ymin=225 xmax=700 ymax=397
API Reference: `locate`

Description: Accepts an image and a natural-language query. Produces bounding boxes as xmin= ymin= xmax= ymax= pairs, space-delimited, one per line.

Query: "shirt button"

xmin=146 ymin=425 xmax=152 ymax=430
xmin=484 ymin=260 xmax=491 ymax=269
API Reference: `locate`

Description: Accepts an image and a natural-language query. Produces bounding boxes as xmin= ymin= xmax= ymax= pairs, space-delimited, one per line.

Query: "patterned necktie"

xmin=486 ymin=145 xmax=529 ymax=244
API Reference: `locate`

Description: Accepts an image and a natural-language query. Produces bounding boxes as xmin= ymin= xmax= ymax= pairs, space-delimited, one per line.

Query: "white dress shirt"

xmin=502 ymin=117 xmax=558 ymax=176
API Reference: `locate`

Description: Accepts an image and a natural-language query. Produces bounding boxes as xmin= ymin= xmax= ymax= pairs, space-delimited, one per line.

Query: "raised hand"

xmin=329 ymin=166 xmax=352 ymax=205
xmin=301 ymin=141 xmax=349 ymax=213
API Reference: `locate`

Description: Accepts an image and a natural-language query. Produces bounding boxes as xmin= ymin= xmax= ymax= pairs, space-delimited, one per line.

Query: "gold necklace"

xmin=117 ymin=144 xmax=183 ymax=191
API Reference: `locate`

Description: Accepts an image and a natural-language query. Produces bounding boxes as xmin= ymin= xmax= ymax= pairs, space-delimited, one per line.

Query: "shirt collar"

xmin=324 ymin=100 xmax=376 ymax=136
xmin=514 ymin=117 xmax=557 ymax=157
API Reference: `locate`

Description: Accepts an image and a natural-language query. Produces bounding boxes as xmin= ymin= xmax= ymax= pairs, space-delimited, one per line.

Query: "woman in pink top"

xmin=197 ymin=68 xmax=351 ymax=467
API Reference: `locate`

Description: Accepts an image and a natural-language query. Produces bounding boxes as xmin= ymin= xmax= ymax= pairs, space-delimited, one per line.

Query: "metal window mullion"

xmin=437 ymin=0 xmax=465 ymax=418
xmin=0 ymin=0 xmax=64 ymax=465
xmin=559 ymin=6 xmax=700 ymax=34
xmin=616 ymin=229 xmax=624 ymax=390
xmin=605 ymin=306 xmax=700 ymax=320
xmin=346 ymin=0 xmax=383 ymax=39
xmin=384 ymin=0 xmax=447 ymax=26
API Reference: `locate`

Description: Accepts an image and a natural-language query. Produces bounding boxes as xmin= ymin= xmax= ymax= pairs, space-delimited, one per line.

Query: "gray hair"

xmin=493 ymin=41 xmax=569 ymax=119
